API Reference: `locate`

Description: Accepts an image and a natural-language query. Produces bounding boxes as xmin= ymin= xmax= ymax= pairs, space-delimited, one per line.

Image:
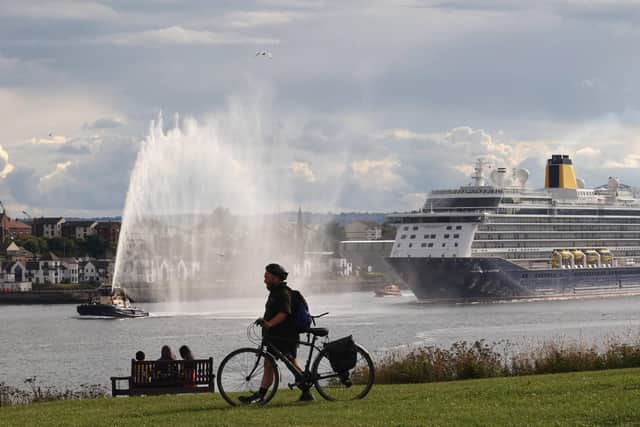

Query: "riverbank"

xmin=0 ymin=289 xmax=95 ymax=304
xmin=0 ymin=278 xmax=391 ymax=304
xmin=2 ymin=368 xmax=639 ymax=426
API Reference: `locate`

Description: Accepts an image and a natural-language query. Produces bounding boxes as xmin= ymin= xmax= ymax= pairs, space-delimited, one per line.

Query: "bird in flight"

xmin=255 ymin=50 xmax=272 ymax=59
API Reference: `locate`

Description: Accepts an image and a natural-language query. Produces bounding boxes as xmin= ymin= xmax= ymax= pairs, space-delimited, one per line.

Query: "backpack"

xmin=289 ymin=289 xmax=312 ymax=332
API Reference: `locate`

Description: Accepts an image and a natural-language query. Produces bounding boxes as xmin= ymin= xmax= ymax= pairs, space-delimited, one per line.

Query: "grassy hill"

xmin=2 ymin=368 xmax=639 ymax=426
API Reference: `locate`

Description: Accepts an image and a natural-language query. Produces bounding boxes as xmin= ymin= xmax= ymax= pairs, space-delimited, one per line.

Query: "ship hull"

xmin=77 ymin=304 xmax=149 ymax=318
xmin=386 ymin=257 xmax=640 ymax=301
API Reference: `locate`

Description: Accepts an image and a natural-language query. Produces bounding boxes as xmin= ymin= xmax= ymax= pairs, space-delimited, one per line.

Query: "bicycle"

xmin=216 ymin=312 xmax=375 ymax=406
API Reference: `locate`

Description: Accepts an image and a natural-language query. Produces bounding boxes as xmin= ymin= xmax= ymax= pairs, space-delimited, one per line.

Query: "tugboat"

xmin=374 ymin=283 xmax=402 ymax=297
xmin=77 ymin=285 xmax=149 ymax=318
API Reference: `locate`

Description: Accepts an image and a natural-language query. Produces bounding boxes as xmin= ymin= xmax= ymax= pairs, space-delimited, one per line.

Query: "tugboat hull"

xmin=77 ymin=304 xmax=149 ymax=318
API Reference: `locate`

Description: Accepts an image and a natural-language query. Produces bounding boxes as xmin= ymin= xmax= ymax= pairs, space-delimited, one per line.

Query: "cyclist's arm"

xmin=264 ymin=312 xmax=287 ymax=329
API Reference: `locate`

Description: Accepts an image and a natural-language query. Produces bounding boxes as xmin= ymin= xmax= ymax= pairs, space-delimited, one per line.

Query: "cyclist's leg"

xmin=261 ymin=356 xmax=275 ymax=390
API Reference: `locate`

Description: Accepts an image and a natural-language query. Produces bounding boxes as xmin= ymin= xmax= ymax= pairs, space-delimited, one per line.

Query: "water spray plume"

xmin=112 ymin=105 xmax=301 ymax=304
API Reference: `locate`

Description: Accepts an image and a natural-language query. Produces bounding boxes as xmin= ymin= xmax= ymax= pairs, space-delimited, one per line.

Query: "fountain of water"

xmin=112 ymin=102 xmax=304 ymax=303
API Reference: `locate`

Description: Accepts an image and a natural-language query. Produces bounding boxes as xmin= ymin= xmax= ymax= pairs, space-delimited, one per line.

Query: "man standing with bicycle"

xmin=238 ymin=263 xmax=314 ymax=404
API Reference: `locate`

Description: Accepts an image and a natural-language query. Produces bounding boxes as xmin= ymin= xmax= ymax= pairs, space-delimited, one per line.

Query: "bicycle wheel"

xmin=216 ymin=348 xmax=279 ymax=406
xmin=312 ymin=343 xmax=375 ymax=401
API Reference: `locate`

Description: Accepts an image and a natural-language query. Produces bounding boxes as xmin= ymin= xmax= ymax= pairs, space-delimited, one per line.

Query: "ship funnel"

xmin=544 ymin=154 xmax=577 ymax=189
xmin=490 ymin=167 xmax=509 ymax=187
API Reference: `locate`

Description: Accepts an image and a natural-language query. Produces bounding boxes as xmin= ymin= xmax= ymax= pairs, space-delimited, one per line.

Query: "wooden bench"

xmin=110 ymin=358 xmax=215 ymax=396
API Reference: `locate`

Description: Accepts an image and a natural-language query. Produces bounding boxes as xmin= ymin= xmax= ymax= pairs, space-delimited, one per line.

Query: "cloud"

xmin=0 ymin=145 xmax=15 ymax=178
xmin=371 ymin=128 xmax=432 ymax=141
xmin=0 ymin=53 xmax=20 ymax=72
xmin=0 ymin=1 xmax=118 ymax=21
xmin=7 ymin=135 xmax=139 ymax=214
xmin=0 ymin=88 xmax=116 ymax=150
xmin=289 ymin=161 xmax=316 ymax=182
xmin=604 ymin=154 xmax=640 ymax=169
xmin=104 ymin=26 xmax=279 ymax=46
xmin=444 ymin=126 xmax=513 ymax=158
xmin=226 ymin=10 xmax=302 ymax=28
xmin=30 ymin=135 xmax=68 ymax=145
xmin=350 ymin=158 xmax=403 ymax=191
xmin=83 ymin=117 xmax=125 ymax=130
xmin=39 ymin=160 xmax=72 ymax=187
xmin=575 ymin=147 xmax=601 ymax=157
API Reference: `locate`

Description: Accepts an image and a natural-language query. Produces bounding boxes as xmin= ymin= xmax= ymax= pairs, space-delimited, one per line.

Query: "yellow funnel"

xmin=545 ymin=154 xmax=577 ymax=189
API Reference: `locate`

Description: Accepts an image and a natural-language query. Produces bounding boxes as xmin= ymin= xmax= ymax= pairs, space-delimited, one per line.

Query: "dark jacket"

xmin=263 ymin=283 xmax=296 ymax=340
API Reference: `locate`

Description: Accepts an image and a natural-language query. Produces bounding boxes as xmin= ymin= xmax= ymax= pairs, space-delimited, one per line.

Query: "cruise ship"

xmin=386 ymin=155 xmax=640 ymax=301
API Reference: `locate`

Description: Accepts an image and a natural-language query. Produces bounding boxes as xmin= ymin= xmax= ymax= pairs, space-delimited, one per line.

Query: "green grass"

xmin=3 ymin=368 xmax=640 ymax=426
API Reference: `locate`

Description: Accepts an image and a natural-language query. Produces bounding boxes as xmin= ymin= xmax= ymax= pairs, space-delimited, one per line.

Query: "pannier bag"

xmin=324 ymin=335 xmax=357 ymax=373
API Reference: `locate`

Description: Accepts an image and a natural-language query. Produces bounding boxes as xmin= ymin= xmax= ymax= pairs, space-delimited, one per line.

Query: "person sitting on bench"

xmin=154 ymin=345 xmax=177 ymax=381
xmin=179 ymin=345 xmax=197 ymax=387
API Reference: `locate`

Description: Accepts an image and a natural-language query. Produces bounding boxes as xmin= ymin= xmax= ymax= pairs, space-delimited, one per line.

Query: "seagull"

xmin=255 ymin=50 xmax=272 ymax=59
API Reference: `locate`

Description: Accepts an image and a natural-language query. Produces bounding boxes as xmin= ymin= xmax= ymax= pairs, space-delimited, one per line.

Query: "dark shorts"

xmin=266 ymin=336 xmax=298 ymax=359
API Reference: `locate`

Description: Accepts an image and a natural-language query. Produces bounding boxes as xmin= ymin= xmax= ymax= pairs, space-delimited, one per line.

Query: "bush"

xmin=0 ymin=377 xmax=107 ymax=407
xmin=374 ymin=338 xmax=640 ymax=385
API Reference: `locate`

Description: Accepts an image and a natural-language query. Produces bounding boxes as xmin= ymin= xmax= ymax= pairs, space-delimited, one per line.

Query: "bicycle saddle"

xmin=303 ymin=327 xmax=329 ymax=337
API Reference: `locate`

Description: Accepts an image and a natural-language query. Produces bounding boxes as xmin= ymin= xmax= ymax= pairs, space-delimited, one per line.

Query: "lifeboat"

xmin=571 ymin=250 xmax=585 ymax=267
xmin=584 ymin=250 xmax=600 ymax=266
xmin=598 ymin=248 xmax=613 ymax=265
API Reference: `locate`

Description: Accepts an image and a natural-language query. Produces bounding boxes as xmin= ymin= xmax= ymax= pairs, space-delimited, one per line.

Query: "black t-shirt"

xmin=263 ymin=283 xmax=296 ymax=340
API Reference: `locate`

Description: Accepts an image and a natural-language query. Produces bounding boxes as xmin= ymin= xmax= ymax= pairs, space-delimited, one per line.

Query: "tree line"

xmin=14 ymin=235 xmax=114 ymax=259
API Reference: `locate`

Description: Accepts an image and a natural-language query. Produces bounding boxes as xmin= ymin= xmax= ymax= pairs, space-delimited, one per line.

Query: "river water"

xmin=2 ymin=291 xmax=640 ymax=390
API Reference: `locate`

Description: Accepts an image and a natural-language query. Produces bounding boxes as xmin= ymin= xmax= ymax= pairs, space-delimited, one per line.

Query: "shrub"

xmin=374 ymin=337 xmax=640 ymax=385
xmin=0 ymin=377 xmax=107 ymax=407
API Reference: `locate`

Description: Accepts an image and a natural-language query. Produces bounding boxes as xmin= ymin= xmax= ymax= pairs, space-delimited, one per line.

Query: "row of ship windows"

xmin=472 ymin=240 xmax=640 ymax=249
xmin=402 ymin=225 xmax=463 ymax=231
xmin=486 ymin=217 xmax=640 ymax=225
xmin=401 ymin=234 xmax=461 ymax=240
xmin=397 ymin=242 xmax=460 ymax=248
xmin=480 ymin=225 xmax=640 ymax=232
xmin=474 ymin=233 xmax=640 ymax=240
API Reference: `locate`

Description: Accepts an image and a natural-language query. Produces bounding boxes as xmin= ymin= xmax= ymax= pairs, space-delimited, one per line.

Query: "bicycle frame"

xmin=255 ymin=332 xmax=324 ymax=387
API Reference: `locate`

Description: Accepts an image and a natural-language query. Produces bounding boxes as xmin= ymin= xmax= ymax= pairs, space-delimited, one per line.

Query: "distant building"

xmin=28 ymin=252 xmax=63 ymax=285
xmin=61 ymin=258 xmax=79 ymax=284
xmin=2 ymin=260 xmax=27 ymax=283
xmin=4 ymin=241 xmax=34 ymax=263
xmin=62 ymin=220 xmax=98 ymax=240
xmin=0 ymin=213 xmax=31 ymax=242
xmin=339 ymin=240 xmax=397 ymax=277
xmin=96 ymin=221 xmax=121 ymax=247
xmin=32 ymin=217 xmax=65 ymax=238
xmin=345 ymin=221 xmax=383 ymax=241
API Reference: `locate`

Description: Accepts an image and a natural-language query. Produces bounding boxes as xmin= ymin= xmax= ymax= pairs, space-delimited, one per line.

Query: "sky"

xmin=2 ymin=0 xmax=640 ymax=217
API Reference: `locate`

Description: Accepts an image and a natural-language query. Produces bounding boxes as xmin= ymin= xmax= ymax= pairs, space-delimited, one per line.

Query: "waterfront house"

xmin=79 ymin=260 xmax=97 ymax=283
xmin=61 ymin=258 xmax=79 ymax=284
xmin=93 ymin=259 xmax=114 ymax=283
xmin=29 ymin=252 xmax=64 ymax=285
